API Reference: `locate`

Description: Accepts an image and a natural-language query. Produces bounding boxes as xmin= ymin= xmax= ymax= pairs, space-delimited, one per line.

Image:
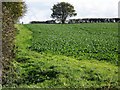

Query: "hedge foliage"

xmin=2 ymin=1 xmax=26 ymax=87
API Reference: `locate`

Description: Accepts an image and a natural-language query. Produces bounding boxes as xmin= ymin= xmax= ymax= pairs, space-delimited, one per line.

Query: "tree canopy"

xmin=51 ymin=2 xmax=77 ymax=24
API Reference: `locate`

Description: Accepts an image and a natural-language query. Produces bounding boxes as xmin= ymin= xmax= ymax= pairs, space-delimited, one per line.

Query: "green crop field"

xmin=14 ymin=23 xmax=118 ymax=88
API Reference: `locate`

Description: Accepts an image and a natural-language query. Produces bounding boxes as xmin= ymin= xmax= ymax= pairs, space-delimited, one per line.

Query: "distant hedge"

xmin=30 ymin=18 xmax=120 ymax=24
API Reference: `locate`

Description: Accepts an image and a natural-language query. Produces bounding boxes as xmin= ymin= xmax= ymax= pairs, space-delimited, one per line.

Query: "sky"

xmin=20 ymin=0 xmax=120 ymax=23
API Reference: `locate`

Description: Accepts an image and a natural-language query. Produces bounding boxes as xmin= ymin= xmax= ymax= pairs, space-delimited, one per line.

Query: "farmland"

xmin=25 ymin=23 xmax=118 ymax=64
xmin=14 ymin=23 xmax=118 ymax=88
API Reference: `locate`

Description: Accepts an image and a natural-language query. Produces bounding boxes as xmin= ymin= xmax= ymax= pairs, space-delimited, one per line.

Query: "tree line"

xmin=30 ymin=18 xmax=120 ymax=24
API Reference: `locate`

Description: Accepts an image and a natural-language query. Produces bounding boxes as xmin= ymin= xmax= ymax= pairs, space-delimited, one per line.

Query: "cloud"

xmin=20 ymin=0 xmax=119 ymax=23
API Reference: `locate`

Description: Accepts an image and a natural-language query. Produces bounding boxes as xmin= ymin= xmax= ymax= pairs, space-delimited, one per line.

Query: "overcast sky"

xmin=20 ymin=0 xmax=120 ymax=23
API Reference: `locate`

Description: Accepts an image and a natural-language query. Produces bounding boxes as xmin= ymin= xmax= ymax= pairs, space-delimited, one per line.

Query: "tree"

xmin=51 ymin=2 xmax=77 ymax=24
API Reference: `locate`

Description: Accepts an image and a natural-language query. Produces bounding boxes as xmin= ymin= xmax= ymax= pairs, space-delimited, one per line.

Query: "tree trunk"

xmin=61 ymin=19 xmax=65 ymax=24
